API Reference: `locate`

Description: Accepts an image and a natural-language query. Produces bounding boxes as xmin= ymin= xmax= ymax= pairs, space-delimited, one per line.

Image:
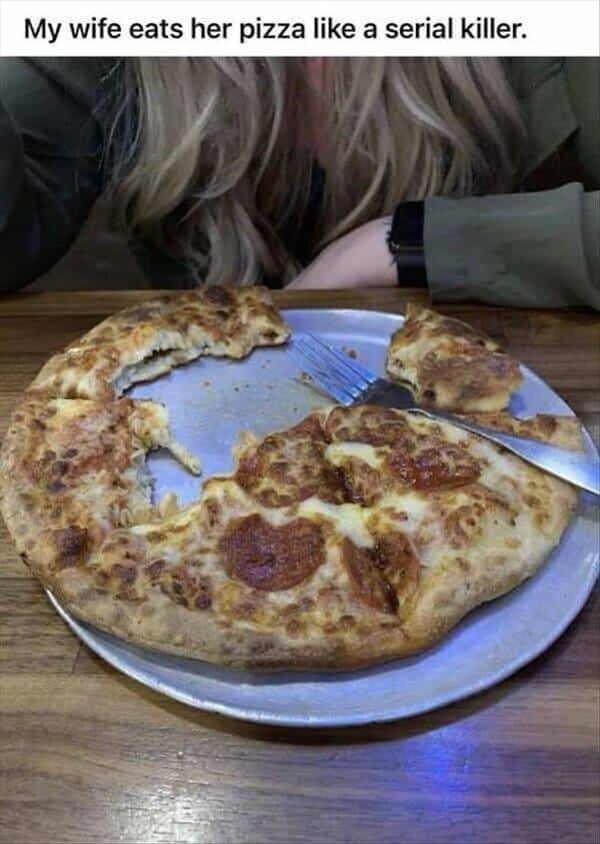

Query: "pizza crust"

xmin=458 ymin=411 xmax=584 ymax=451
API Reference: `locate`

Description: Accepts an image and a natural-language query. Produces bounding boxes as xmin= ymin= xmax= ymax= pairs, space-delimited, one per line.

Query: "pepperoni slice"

xmin=325 ymin=406 xmax=414 ymax=449
xmin=342 ymin=533 xmax=422 ymax=614
xmin=220 ymin=515 xmax=325 ymax=591
xmin=337 ymin=457 xmax=383 ymax=506
xmin=376 ymin=534 xmax=421 ymax=585
xmin=341 ymin=539 xmax=398 ymax=615
xmin=388 ymin=445 xmax=480 ymax=491
xmin=235 ymin=414 xmax=345 ymax=507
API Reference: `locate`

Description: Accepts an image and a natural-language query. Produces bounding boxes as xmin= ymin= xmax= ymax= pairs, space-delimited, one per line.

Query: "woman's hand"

xmin=288 ymin=217 xmax=397 ymax=289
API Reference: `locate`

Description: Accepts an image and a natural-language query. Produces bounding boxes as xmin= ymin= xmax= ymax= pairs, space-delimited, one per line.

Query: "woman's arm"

xmin=292 ymin=58 xmax=599 ymax=309
xmin=289 ymin=183 xmax=599 ymax=308
xmin=0 ymin=58 xmax=109 ymax=293
xmin=288 ymin=218 xmax=396 ymax=290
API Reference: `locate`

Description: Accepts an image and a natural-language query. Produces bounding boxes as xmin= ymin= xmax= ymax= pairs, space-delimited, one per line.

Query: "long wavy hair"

xmin=106 ymin=58 xmax=526 ymax=284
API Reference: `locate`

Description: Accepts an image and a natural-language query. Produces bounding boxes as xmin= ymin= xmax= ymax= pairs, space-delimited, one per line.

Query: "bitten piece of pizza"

xmin=29 ymin=286 xmax=290 ymax=400
xmin=386 ymin=304 xmax=522 ymax=411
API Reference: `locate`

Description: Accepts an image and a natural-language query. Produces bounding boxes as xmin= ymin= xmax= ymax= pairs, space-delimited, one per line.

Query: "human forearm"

xmin=288 ymin=218 xmax=396 ymax=290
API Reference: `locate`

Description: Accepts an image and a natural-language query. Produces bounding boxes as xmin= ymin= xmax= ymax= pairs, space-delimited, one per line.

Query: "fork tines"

xmin=288 ymin=333 xmax=378 ymax=406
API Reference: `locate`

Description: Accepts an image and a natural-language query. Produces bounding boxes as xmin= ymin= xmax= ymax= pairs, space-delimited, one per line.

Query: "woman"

xmin=0 ymin=57 xmax=598 ymax=307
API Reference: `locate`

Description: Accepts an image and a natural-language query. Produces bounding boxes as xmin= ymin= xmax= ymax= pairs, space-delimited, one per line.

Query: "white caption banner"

xmin=0 ymin=0 xmax=598 ymax=56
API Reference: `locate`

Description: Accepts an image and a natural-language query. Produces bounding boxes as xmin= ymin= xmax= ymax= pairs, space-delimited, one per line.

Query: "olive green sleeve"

xmin=424 ymin=58 xmax=600 ymax=310
xmin=564 ymin=59 xmax=600 ymax=187
xmin=0 ymin=59 xmax=109 ymax=294
xmin=424 ymin=184 xmax=600 ymax=309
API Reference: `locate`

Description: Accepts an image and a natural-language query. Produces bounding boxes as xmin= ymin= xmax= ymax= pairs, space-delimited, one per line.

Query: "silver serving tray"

xmin=47 ymin=309 xmax=599 ymax=727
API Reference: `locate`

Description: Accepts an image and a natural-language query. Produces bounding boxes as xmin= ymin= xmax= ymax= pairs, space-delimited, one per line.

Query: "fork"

xmin=288 ymin=333 xmax=600 ymax=496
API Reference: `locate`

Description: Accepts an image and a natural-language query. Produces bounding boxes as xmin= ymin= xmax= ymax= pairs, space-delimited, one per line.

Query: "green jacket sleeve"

xmin=0 ymin=59 xmax=108 ymax=294
xmin=425 ymin=184 xmax=600 ymax=309
xmin=424 ymin=58 xmax=600 ymax=309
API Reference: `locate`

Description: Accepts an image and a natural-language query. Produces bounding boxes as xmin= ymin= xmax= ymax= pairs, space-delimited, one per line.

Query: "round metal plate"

xmin=46 ymin=309 xmax=599 ymax=727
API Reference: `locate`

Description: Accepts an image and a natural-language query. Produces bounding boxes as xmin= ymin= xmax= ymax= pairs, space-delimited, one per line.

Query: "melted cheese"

xmin=379 ymin=491 xmax=429 ymax=526
xmin=298 ymin=498 xmax=374 ymax=548
xmin=325 ymin=441 xmax=383 ymax=469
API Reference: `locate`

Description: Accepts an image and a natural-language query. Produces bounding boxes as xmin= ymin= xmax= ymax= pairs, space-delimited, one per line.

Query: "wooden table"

xmin=1 ymin=290 xmax=599 ymax=844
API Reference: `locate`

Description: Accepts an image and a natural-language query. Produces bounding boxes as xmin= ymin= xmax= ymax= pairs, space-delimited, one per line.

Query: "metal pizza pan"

xmin=45 ymin=308 xmax=599 ymax=727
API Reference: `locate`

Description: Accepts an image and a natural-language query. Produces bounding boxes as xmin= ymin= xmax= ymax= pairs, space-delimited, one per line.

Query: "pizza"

xmin=0 ymin=291 xmax=582 ymax=671
xmin=455 ymin=412 xmax=584 ymax=450
xmin=29 ymin=286 xmax=289 ymax=400
xmin=0 ymin=393 xmax=199 ymax=581
xmin=386 ymin=304 xmax=522 ymax=411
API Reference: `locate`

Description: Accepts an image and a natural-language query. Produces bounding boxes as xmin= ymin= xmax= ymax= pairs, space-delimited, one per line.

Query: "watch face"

xmin=392 ymin=201 xmax=425 ymax=251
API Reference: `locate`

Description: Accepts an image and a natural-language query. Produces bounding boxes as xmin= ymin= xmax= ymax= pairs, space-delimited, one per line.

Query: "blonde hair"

xmin=106 ymin=58 xmax=526 ymax=285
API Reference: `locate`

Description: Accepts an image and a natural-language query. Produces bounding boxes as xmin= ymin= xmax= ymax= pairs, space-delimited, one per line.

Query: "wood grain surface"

xmin=1 ymin=289 xmax=599 ymax=844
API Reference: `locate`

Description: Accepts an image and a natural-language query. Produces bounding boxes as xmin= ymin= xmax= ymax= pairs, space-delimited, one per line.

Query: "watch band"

xmin=387 ymin=201 xmax=427 ymax=287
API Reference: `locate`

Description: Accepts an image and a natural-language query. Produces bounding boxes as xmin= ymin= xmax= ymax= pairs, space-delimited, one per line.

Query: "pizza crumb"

xmin=300 ymin=372 xmax=313 ymax=383
xmin=158 ymin=491 xmax=180 ymax=518
xmin=343 ymin=347 xmax=358 ymax=359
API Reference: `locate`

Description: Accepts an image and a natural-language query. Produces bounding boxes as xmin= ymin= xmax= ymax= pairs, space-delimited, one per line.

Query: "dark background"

xmin=29 ymin=198 xmax=147 ymax=291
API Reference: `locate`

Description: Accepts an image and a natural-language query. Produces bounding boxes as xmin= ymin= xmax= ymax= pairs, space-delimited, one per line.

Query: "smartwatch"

xmin=387 ymin=201 xmax=427 ymax=287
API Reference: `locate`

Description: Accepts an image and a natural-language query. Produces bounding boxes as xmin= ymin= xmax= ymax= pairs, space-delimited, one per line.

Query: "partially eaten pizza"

xmin=0 ymin=289 xmax=582 ymax=670
xmin=29 ymin=286 xmax=290 ymax=400
xmin=386 ymin=304 xmax=522 ymax=411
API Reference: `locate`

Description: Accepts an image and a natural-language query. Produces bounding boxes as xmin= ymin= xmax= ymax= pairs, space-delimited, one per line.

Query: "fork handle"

xmin=410 ymin=408 xmax=600 ymax=496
